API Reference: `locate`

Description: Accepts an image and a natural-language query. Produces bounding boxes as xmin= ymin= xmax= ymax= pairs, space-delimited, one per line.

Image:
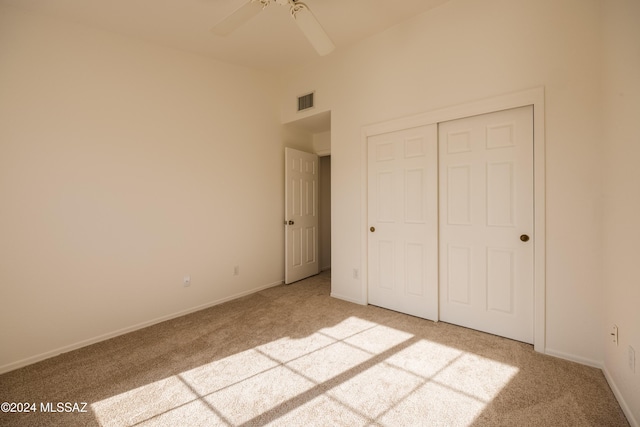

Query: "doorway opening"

xmin=319 ymin=155 xmax=331 ymax=272
xmin=283 ymin=110 xmax=331 ymax=282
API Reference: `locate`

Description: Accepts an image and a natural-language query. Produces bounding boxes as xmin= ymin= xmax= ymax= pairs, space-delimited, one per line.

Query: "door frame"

xmin=360 ymin=87 xmax=546 ymax=353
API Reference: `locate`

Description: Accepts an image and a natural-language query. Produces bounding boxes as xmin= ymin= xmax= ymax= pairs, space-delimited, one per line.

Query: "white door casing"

xmin=439 ymin=106 xmax=534 ymax=343
xmin=367 ymin=125 xmax=438 ymax=320
xmin=285 ymin=148 xmax=319 ymax=284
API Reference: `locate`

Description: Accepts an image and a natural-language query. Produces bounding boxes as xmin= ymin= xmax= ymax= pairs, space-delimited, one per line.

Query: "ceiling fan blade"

xmin=211 ymin=1 xmax=263 ymax=36
xmin=291 ymin=4 xmax=335 ymax=56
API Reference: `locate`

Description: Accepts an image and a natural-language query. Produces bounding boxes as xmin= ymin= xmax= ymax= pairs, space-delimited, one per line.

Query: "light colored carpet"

xmin=0 ymin=271 xmax=629 ymax=426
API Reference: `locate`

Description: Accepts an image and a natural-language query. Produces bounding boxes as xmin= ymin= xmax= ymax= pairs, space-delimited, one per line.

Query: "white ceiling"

xmin=1 ymin=0 xmax=450 ymax=73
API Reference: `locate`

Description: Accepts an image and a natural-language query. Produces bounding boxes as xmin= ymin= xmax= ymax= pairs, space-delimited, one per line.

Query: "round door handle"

xmin=520 ymin=234 xmax=530 ymax=242
xmin=370 ymin=226 xmax=375 ymax=232
xmin=288 ymin=220 xmax=294 ymax=225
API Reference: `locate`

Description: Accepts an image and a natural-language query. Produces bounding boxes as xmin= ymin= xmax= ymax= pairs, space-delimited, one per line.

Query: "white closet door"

xmin=439 ymin=106 xmax=534 ymax=343
xmin=367 ymin=124 xmax=438 ymax=320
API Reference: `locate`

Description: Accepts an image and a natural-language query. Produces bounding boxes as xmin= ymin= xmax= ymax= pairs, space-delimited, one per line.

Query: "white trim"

xmin=360 ymin=87 xmax=546 ymax=352
xmin=331 ymin=292 xmax=367 ymax=305
xmin=360 ymin=126 xmax=370 ymax=305
xmin=0 ymin=280 xmax=283 ymax=375
xmin=603 ymin=367 xmax=640 ymax=427
xmin=544 ymin=348 xmax=602 ymax=369
xmin=316 ymin=149 xmax=331 ymax=157
xmin=543 ymin=348 xmax=639 ymax=426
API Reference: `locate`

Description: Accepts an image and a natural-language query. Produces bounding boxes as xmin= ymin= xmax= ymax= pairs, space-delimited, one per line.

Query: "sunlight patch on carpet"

xmin=91 ymin=375 xmax=203 ymax=426
xmin=91 ymin=317 xmax=519 ymax=426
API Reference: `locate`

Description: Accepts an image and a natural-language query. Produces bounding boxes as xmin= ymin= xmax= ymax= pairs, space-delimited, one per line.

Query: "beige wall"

xmin=282 ymin=0 xmax=604 ymax=362
xmin=0 ymin=7 xmax=284 ymax=371
xmin=602 ymin=0 xmax=640 ymax=424
xmin=281 ymin=0 xmax=640 ymax=419
xmin=312 ymin=130 xmax=331 ymax=156
xmin=1 ymin=1 xmax=637 ymax=420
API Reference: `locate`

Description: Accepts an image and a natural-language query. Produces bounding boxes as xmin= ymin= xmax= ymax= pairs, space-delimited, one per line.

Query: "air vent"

xmin=297 ymin=92 xmax=314 ymax=112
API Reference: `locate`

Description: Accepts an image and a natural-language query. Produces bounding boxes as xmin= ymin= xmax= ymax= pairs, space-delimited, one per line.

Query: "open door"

xmin=285 ymin=148 xmax=319 ymax=284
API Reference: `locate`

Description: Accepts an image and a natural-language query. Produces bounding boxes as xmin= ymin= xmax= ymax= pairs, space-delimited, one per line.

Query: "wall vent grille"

xmin=298 ymin=92 xmax=314 ymax=112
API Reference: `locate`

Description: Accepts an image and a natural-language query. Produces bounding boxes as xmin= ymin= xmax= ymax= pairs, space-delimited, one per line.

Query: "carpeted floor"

xmin=0 ymin=270 xmax=630 ymax=426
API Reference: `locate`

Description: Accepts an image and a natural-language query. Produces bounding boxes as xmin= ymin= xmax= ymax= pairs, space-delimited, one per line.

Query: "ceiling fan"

xmin=211 ymin=0 xmax=335 ymax=56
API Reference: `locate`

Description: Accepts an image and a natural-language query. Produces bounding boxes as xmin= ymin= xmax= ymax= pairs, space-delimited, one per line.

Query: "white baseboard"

xmin=330 ymin=292 xmax=366 ymax=305
xmin=0 ymin=280 xmax=283 ymax=375
xmin=544 ymin=347 xmax=603 ymax=369
xmin=545 ymin=349 xmax=637 ymax=427
xmin=603 ymin=367 xmax=639 ymax=427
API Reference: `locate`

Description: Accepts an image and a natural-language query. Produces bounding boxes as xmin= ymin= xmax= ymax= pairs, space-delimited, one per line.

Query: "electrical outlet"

xmin=353 ymin=268 xmax=359 ymax=279
xmin=629 ymin=346 xmax=636 ymax=373
xmin=183 ymin=275 xmax=191 ymax=287
xmin=611 ymin=325 xmax=618 ymax=345
xmin=234 ymin=265 xmax=240 ymax=276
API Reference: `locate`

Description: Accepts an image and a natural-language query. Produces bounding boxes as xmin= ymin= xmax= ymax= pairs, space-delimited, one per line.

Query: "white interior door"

xmin=439 ymin=106 xmax=534 ymax=343
xmin=367 ymin=124 xmax=438 ymax=320
xmin=285 ymin=148 xmax=319 ymax=284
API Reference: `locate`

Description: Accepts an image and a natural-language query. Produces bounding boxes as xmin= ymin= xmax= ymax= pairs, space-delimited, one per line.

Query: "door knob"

xmin=370 ymin=226 xmax=375 ymax=232
xmin=289 ymin=220 xmax=295 ymax=225
xmin=520 ymin=234 xmax=530 ymax=242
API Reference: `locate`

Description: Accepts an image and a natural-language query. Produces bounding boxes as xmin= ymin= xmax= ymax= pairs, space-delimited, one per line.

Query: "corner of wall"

xmin=603 ymin=366 xmax=640 ymax=427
